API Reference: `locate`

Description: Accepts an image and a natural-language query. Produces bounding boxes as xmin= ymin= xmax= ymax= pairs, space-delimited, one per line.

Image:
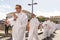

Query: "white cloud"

xmin=0 ymin=0 xmax=4 ymax=1
xmin=0 ymin=11 xmax=12 ymax=20
xmin=0 ymin=5 xmax=13 ymax=20
xmin=0 ymin=5 xmax=12 ymax=9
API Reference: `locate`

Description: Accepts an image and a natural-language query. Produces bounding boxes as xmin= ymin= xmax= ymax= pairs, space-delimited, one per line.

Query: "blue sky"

xmin=0 ymin=0 xmax=60 ymax=20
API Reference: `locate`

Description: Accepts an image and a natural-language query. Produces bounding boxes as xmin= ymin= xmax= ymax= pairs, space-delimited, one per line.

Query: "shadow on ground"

xmin=0 ymin=33 xmax=12 ymax=39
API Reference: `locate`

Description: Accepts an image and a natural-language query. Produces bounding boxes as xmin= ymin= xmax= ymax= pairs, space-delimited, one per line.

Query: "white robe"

xmin=28 ymin=17 xmax=40 ymax=40
xmin=55 ymin=24 xmax=60 ymax=30
xmin=10 ymin=13 xmax=28 ymax=40
xmin=42 ymin=20 xmax=52 ymax=39
xmin=50 ymin=22 xmax=56 ymax=34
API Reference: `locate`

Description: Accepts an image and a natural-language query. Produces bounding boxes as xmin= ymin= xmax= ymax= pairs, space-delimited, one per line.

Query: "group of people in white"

xmin=6 ymin=4 xmax=60 ymax=40
xmin=42 ymin=18 xmax=56 ymax=40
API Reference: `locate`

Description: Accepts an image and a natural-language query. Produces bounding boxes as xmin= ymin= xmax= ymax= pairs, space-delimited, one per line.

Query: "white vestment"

xmin=42 ymin=20 xmax=52 ymax=39
xmin=28 ymin=17 xmax=40 ymax=40
xmin=55 ymin=24 xmax=60 ymax=30
xmin=50 ymin=22 xmax=56 ymax=34
xmin=10 ymin=13 xmax=28 ymax=40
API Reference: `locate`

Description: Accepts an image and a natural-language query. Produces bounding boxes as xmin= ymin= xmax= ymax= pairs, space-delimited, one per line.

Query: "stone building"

xmin=50 ymin=16 xmax=60 ymax=24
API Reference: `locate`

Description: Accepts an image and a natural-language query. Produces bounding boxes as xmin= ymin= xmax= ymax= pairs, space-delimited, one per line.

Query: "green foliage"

xmin=37 ymin=16 xmax=45 ymax=22
xmin=52 ymin=20 xmax=58 ymax=24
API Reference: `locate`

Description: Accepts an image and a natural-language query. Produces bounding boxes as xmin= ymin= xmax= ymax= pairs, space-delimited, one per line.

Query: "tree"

xmin=37 ymin=16 xmax=45 ymax=22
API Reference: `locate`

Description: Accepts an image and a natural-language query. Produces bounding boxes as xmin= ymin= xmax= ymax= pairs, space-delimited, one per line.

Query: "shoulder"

xmin=35 ymin=18 xmax=39 ymax=20
xmin=22 ymin=13 xmax=28 ymax=18
xmin=30 ymin=18 xmax=37 ymax=22
xmin=30 ymin=18 xmax=37 ymax=20
xmin=21 ymin=12 xmax=27 ymax=15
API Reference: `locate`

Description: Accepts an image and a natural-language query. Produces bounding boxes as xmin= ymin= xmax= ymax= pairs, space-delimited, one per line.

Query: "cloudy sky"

xmin=0 ymin=0 xmax=60 ymax=20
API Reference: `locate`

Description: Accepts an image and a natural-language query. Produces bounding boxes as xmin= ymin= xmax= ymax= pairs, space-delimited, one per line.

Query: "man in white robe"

xmin=9 ymin=5 xmax=28 ymax=40
xmin=42 ymin=18 xmax=52 ymax=40
xmin=50 ymin=21 xmax=56 ymax=35
xmin=28 ymin=14 xmax=40 ymax=40
xmin=55 ymin=24 xmax=60 ymax=30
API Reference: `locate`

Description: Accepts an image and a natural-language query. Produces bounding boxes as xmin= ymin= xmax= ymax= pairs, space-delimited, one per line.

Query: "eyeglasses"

xmin=15 ymin=8 xmax=20 ymax=9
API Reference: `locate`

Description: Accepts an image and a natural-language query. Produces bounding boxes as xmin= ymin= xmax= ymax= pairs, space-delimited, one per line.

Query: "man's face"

xmin=15 ymin=6 xmax=21 ymax=13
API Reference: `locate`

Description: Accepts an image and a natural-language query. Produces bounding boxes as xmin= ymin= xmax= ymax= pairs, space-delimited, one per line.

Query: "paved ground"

xmin=38 ymin=30 xmax=60 ymax=40
xmin=0 ymin=30 xmax=60 ymax=40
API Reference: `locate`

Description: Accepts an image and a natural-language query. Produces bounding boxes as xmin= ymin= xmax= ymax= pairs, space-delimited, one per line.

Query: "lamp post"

xmin=28 ymin=0 xmax=38 ymax=14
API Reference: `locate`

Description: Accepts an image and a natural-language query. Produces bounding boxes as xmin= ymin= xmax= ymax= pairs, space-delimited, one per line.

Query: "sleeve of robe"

xmin=20 ymin=14 xmax=28 ymax=27
xmin=35 ymin=18 xmax=40 ymax=27
xmin=36 ymin=18 xmax=40 ymax=29
xmin=30 ymin=18 xmax=40 ymax=29
xmin=42 ymin=21 xmax=47 ymax=27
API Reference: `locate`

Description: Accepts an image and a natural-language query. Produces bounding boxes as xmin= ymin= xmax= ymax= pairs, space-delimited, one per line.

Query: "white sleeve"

xmin=42 ymin=22 xmax=46 ymax=27
xmin=36 ymin=18 xmax=40 ymax=27
xmin=21 ymin=15 xmax=28 ymax=27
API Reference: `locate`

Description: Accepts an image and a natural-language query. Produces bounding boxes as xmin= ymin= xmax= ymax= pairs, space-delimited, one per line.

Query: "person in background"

xmin=27 ymin=20 xmax=30 ymax=32
xmin=28 ymin=14 xmax=40 ymax=40
xmin=39 ymin=23 xmax=43 ymax=31
xmin=49 ymin=21 xmax=56 ymax=35
xmin=42 ymin=18 xmax=52 ymax=40
xmin=4 ymin=17 xmax=10 ymax=35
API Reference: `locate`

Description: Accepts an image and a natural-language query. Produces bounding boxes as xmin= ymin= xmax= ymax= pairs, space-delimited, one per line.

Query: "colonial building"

xmin=50 ymin=16 xmax=60 ymax=24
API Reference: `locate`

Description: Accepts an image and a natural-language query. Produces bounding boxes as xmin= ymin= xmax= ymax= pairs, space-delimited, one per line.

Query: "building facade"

xmin=50 ymin=16 xmax=60 ymax=24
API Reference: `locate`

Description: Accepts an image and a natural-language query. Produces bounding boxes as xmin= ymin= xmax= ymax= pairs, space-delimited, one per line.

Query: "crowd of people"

xmin=3 ymin=4 xmax=60 ymax=40
xmin=42 ymin=18 xmax=56 ymax=40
